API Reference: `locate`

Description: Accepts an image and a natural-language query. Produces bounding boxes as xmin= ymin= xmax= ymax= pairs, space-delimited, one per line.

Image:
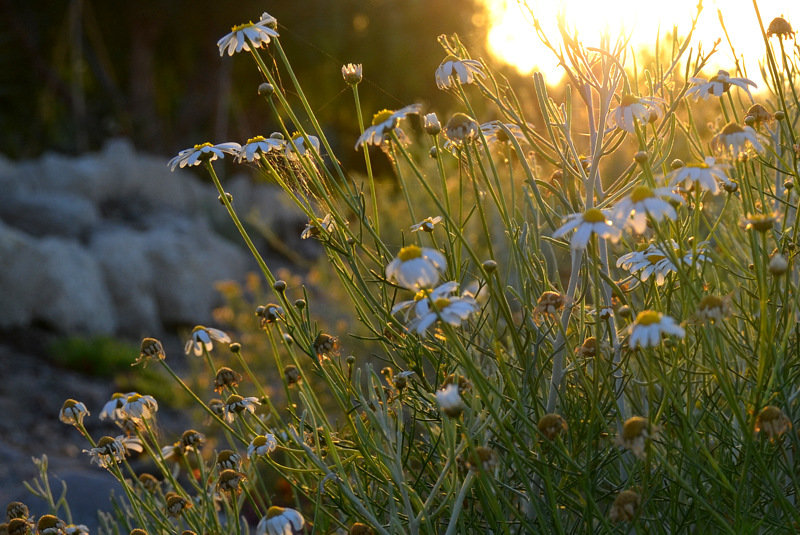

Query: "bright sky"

xmin=483 ymin=0 xmax=799 ymax=86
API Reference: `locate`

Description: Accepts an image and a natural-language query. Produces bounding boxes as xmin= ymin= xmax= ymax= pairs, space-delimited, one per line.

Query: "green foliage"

xmin=49 ymin=335 xmax=138 ymax=377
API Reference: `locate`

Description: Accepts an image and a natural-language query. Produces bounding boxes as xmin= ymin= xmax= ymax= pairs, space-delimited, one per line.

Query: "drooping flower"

xmin=36 ymin=515 xmax=66 ymax=535
xmin=609 ymin=490 xmax=641 ymax=523
xmin=133 ymin=337 xmax=166 ymax=367
xmin=300 ymin=213 xmax=335 ymax=240
xmin=354 ymin=104 xmax=422 ymax=150
xmin=223 ymin=394 xmax=260 ymax=423
xmin=479 ymin=121 xmax=529 ymax=147
xmin=613 ymin=185 xmax=682 ymax=234
xmin=755 ymin=405 xmax=791 ymax=441
xmin=608 ymin=94 xmax=663 ymax=133
xmin=217 ymin=13 xmax=279 ymax=56
xmin=628 ymin=310 xmax=685 ymax=348
xmin=406 ymin=282 xmax=478 ymax=335
xmin=410 ymin=216 xmax=442 ymax=233
xmin=538 ymin=413 xmax=568 ymax=440
xmin=668 ymin=157 xmax=733 ymax=195
xmin=435 ymin=56 xmax=486 ymax=89
xmin=168 ymin=142 xmax=242 ymax=171
xmin=248 ymin=434 xmax=278 ymax=459
xmin=59 ymin=399 xmax=89 ymax=427
xmin=84 ymin=435 xmax=143 ymax=468
xmin=121 ymin=393 xmax=158 ymax=421
xmin=744 ymin=212 xmax=778 ymax=233
xmin=386 ymin=245 xmax=447 ymax=290
xmin=256 ymin=506 xmax=305 ymax=535
xmin=443 ymin=112 xmax=480 ymax=146
xmin=185 ymin=326 xmax=232 ymax=356
xmin=767 ymin=16 xmax=795 ymax=39
xmin=687 ymin=69 xmax=756 ymax=100
xmin=533 ymin=291 xmax=567 ymax=322
xmin=616 ymin=416 xmax=655 ymax=458
xmin=711 ymin=122 xmax=764 ymax=155
xmin=436 ymin=383 xmax=465 ymax=417
xmin=286 ymin=132 xmax=320 ymax=158
xmin=238 ymin=134 xmax=287 ymax=162
xmin=99 ymin=392 xmax=136 ymax=423
xmin=217 ymin=469 xmax=247 ymax=494
xmin=165 ymin=492 xmax=192 ymax=517
xmin=216 ymin=450 xmax=242 ymax=471
xmin=552 ymin=208 xmax=623 ymax=251
xmin=695 ymin=295 xmax=732 ymax=323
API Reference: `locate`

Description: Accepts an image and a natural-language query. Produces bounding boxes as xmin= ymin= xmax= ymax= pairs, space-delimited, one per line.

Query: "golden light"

xmin=482 ymin=0 xmax=799 ymax=87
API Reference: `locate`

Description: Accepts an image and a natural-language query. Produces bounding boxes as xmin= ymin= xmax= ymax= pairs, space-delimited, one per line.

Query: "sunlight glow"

xmin=483 ymin=0 xmax=799 ymax=86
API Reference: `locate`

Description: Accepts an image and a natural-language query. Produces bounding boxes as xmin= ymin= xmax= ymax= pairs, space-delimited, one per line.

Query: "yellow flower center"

xmin=620 ymin=94 xmax=640 ymax=107
xmin=371 ymin=109 xmax=394 ymax=126
xmin=685 ymin=161 xmax=710 ymax=169
xmin=231 ymin=21 xmax=254 ymax=32
xmin=246 ymin=135 xmax=266 ymax=144
xmin=127 ymin=394 xmax=142 ymax=403
xmin=63 ymin=399 xmax=79 ymax=409
xmin=622 ymin=416 xmax=649 ymax=439
xmin=630 ymin=185 xmax=654 ymax=203
xmin=397 ymin=245 xmax=422 ymax=261
xmin=266 ymin=506 xmax=286 ymax=519
xmin=253 ymin=435 xmax=268 ymax=447
xmin=698 ymin=295 xmax=723 ymax=310
xmin=414 ymin=288 xmax=432 ymax=301
xmin=582 ymin=208 xmax=606 ymax=223
xmin=112 ymin=392 xmax=126 ymax=399
xmin=635 ymin=310 xmax=661 ymax=325
xmin=97 ymin=436 xmax=115 ymax=448
xmin=720 ymin=122 xmax=745 ymax=135
xmin=645 ymin=253 xmax=665 ymax=264
xmin=433 ymin=297 xmax=451 ymax=310
xmin=193 ymin=142 xmax=213 ymax=150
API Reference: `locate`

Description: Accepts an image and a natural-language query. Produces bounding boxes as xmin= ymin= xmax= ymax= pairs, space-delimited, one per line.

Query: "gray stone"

xmin=0 ymin=191 xmax=100 ymax=240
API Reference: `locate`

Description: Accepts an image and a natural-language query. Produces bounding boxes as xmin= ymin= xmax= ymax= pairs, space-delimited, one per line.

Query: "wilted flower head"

xmin=767 ymin=16 xmax=794 ymax=39
xmin=695 ymin=295 xmax=732 ymax=323
xmin=616 ymin=416 xmax=655 ymax=458
xmin=256 ymin=506 xmax=305 ymax=535
xmin=138 ymin=473 xmax=161 ymax=493
xmin=755 ymin=405 xmax=791 ymax=441
xmin=248 ymin=434 xmax=278 ymax=459
xmin=533 ymin=291 xmax=567 ymax=322
xmin=121 ymin=393 xmax=158 ymax=421
xmin=214 ymin=367 xmax=242 ymax=393
xmin=256 ymin=304 xmax=285 ymax=326
xmin=99 ymin=392 xmax=134 ymax=423
xmin=745 ymin=103 xmax=774 ymax=128
xmin=64 ymin=525 xmax=89 ymax=535
xmin=59 ymin=399 xmax=89 ymax=427
xmin=608 ymin=94 xmax=663 ymax=133
xmin=410 ymin=216 xmax=442 ymax=233
xmin=744 ymin=212 xmax=777 ymax=233
xmin=341 ymin=63 xmax=363 ymax=85
xmin=185 ymin=326 xmax=232 ymax=356
xmin=668 ymin=156 xmax=733 ymax=195
xmin=354 ymin=104 xmax=422 ymax=150
xmin=444 ymin=112 xmax=480 ymax=145
xmin=386 ymin=245 xmax=447 ymax=290
xmin=7 ymin=518 xmax=33 ymax=535
xmin=480 ymin=121 xmax=528 ymax=147
xmin=464 ymin=446 xmax=498 ymax=472
xmin=180 ymin=429 xmax=205 ymax=451
xmin=538 ymin=413 xmax=568 ymax=440
xmin=6 ymin=502 xmax=29 ymax=522
xmin=85 ymin=435 xmax=143 ymax=468
xmin=628 ymin=310 xmax=685 ymax=348
xmin=217 ymin=469 xmax=247 ymax=494
xmin=687 ymin=70 xmax=756 ymax=100
xmin=223 ymin=394 xmax=260 ymax=423
xmin=300 ymin=213 xmax=335 ymax=240
xmin=217 ymin=12 xmax=279 ymax=56
xmin=436 ymin=383 xmax=465 ymax=417
xmin=133 ymin=337 xmax=165 ymax=367
xmin=313 ymin=332 xmax=340 ymax=359
xmin=238 ymin=134 xmax=287 ymax=162
xmin=36 ymin=515 xmax=65 ymax=535
xmin=609 ymin=490 xmax=641 ymax=522
xmin=552 ymin=208 xmax=623 ymax=251
xmin=712 ymin=122 xmax=764 ymax=155
xmin=216 ymin=449 xmax=242 ymax=470
xmin=435 ymin=55 xmax=486 ymax=89
xmin=168 ymin=142 xmax=242 ymax=171
xmin=165 ymin=492 xmax=192 ymax=517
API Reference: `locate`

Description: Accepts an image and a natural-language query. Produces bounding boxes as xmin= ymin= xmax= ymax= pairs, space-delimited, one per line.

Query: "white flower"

xmin=168 ymin=142 xmax=242 ymax=171
xmin=423 ymin=112 xmax=441 ymax=135
xmin=185 ymin=326 xmax=232 ymax=356
xmin=217 ymin=13 xmax=279 ymax=56
xmin=669 ymin=157 xmax=732 ymax=195
xmin=59 ymin=399 xmax=89 ymax=426
xmin=386 ymin=245 xmax=447 ymax=290
xmin=84 ymin=435 xmax=143 ymax=468
xmin=223 ymin=394 xmax=260 ymax=423
xmin=300 ymin=213 xmax=335 ymax=240
xmin=712 ymin=122 xmax=764 ymax=155
xmin=99 ymin=392 xmax=136 ymax=422
xmin=480 ymin=120 xmax=529 ymax=147
xmin=286 ymin=133 xmax=320 ymax=158
xmin=616 ymin=416 xmax=654 ymax=459
xmin=65 ymin=525 xmax=89 ymax=535
xmin=628 ymin=310 xmax=685 ymax=348
xmin=436 ymin=383 xmax=465 ymax=417
xmin=248 ymin=434 xmax=278 ymax=459
xmin=552 ymin=208 xmax=623 ymax=251
xmin=341 ymin=63 xmax=362 ymax=85
xmin=435 ymin=56 xmax=486 ymax=89
xmin=616 ymin=244 xmax=679 ymax=286
xmin=608 ymin=94 xmax=663 ymax=133
xmin=687 ymin=69 xmax=756 ymax=100
xmin=410 ymin=216 xmax=442 ymax=233
xmin=354 ymin=104 xmax=422 ymax=150
xmin=613 ymin=185 xmax=682 ymax=234
xmin=407 ymin=282 xmax=478 ymax=335
xmin=121 ymin=393 xmax=158 ymax=421
xmin=256 ymin=506 xmax=305 ymax=535
xmin=238 ymin=134 xmax=286 ymax=162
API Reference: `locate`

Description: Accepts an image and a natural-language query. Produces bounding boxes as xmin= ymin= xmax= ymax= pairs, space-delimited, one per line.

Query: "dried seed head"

xmin=137 ymin=338 xmax=165 ymax=366
xmin=767 ymin=16 xmax=794 ymax=39
xmin=533 ymin=291 xmax=567 ymax=321
xmin=538 ymin=413 xmax=568 ymax=440
xmin=7 ymin=519 xmax=32 ymax=535
xmin=217 ymin=469 xmax=246 ymax=494
xmin=216 ymin=449 xmax=242 ymax=470
xmin=180 ymin=429 xmax=205 ymax=449
xmin=313 ymin=333 xmax=339 ymax=358
xmin=214 ymin=367 xmax=242 ymax=393
xmin=165 ymin=492 xmax=192 ymax=517
xmin=283 ymin=364 xmax=301 ymax=385
xmin=576 ymin=337 xmax=598 ymax=358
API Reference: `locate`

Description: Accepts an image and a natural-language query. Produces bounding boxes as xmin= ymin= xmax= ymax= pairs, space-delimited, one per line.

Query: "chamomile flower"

xmin=609 ymin=490 xmax=641 ymax=523
xmin=444 ymin=112 xmax=480 ymax=146
xmin=386 ymin=245 xmax=447 ymax=290
xmin=341 ymin=63 xmax=363 ymax=85
xmin=285 ymin=133 xmax=320 ymax=159
xmin=616 ymin=243 xmax=682 ymax=286
xmin=134 ymin=337 xmax=165 ymax=367
xmin=755 ymin=406 xmax=791 ymax=441
xmin=435 ymin=56 xmax=486 ymax=89
xmin=407 ymin=282 xmax=478 ymax=335
xmin=84 ymin=435 xmax=143 ymax=468
xmin=59 ymin=399 xmax=89 ymax=427
xmin=256 ymin=506 xmax=305 ymax=535
xmin=695 ymin=295 xmax=732 ymax=323
xmin=248 ymin=434 xmax=278 ymax=459
xmin=613 ymin=185 xmax=682 ymax=234
xmin=552 ymin=208 xmax=623 ymax=251
xmin=223 ymin=394 xmax=260 ymax=423
xmin=99 ymin=392 xmax=135 ymax=423
xmin=168 ymin=142 xmax=242 ymax=171
xmin=712 ymin=122 xmax=764 ymax=155
xmin=36 ymin=515 xmax=66 ymax=535
xmin=687 ymin=69 xmax=756 ymax=100
xmin=608 ymin=94 xmax=663 ymax=133
xmin=533 ymin=291 xmax=567 ymax=322
xmin=410 ymin=216 xmax=442 ymax=233
xmin=668 ymin=156 xmax=732 ymax=194
xmin=479 ymin=121 xmax=528 ymax=147
xmin=354 ymin=104 xmax=422 ymax=150
xmin=538 ymin=413 xmax=568 ymax=440
xmin=185 ymin=326 xmax=232 ymax=356
xmin=615 ymin=416 xmax=655 ymax=459
xmin=238 ymin=134 xmax=286 ymax=162
xmin=436 ymin=383 xmax=465 ymax=417
xmin=217 ymin=13 xmax=279 ymax=56
xmin=628 ymin=310 xmax=685 ymax=348
xmin=122 ymin=393 xmax=158 ymax=421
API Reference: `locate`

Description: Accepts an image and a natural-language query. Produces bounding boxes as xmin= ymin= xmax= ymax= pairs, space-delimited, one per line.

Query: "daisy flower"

xmin=341 ymin=63 xmax=362 ymax=85
xmin=168 ymin=142 xmax=242 ymax=171
xmin=59 ymin=399 xmax=89 ymax=427
xmin=300 ymin=213 xmax=335 ymax=240
xmin=755 ymin=406 xmax=791 ymax=441
xmin=99 ymin=392 xmax=136 ymax=423
xmin=406 ymin=282 xmax=478 ymax=335
xmin=286 ymin=132 xmax=320 ymax=158
xmin=84 ymin=435 xmax=143 ymax=468
xmin=480 ymin=120 xmax=528 ymax=147
xmin=668 ymin=156 xmax=732 ymax=194
xmin=695 ymin=295 xmax=732 ymax=323
xmin=615 ymin=416 xmax=655 ymax=459
xmin=121 ymin=393 xmax=158 ymax=421
xmin=354 ymin=104 xmax=422 ymax=150
xmin=608 ymin=94 xmax=663 ymax=133
xmin=165 ymin=492 xmax=192 ymax=517
xmin=223 ymin=394 xmax=260 ymax=423
xmin=444 ymin=112 xmax=480 ymax=146
xmin=552 ymin=208 xmax=623 ymax=251
xmin=613 ymin=185 xmax=682 ymax=234
xmin=436 ymin=383 xmax=465 ymax=417
xmin=185 ymin=326 xmax=232 ymax=356
xmin=628 ymin=310 xmax=685 ymax=348
xmin=687 ymin=69 xmax=756 ymax=100
xmin=386 ymin=245 xmax=447 ymax=290
xmin=37 ymin=515 xmax=66 ymax=535
xmin=609 ymin=490 xmax=641 ymax=523
xmin=410 ymin=216 xmax=442 ymax=233
xmin=248 ymin=434 xmax=278 ymax=459
xmin=217 ymin=12 xmax=279 ymax=56
xmin=533 ymin=291 xmax=567 ymax=322
xmin=712 ymin=122 xmax=764 ymax=155
xmin=435 ymin=56 xmax=486 ymax=89
xmin=616 ymin=244 xmax=680 ymax=286
xmin=238 ymin=134 xmax=286 ymax=162
xmin=256 ymin=506 xmax=305 ymax=535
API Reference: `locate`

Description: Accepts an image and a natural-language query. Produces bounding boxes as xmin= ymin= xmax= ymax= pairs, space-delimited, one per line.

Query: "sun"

xmin=482 ymin=0 xmax=798 ymax=86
